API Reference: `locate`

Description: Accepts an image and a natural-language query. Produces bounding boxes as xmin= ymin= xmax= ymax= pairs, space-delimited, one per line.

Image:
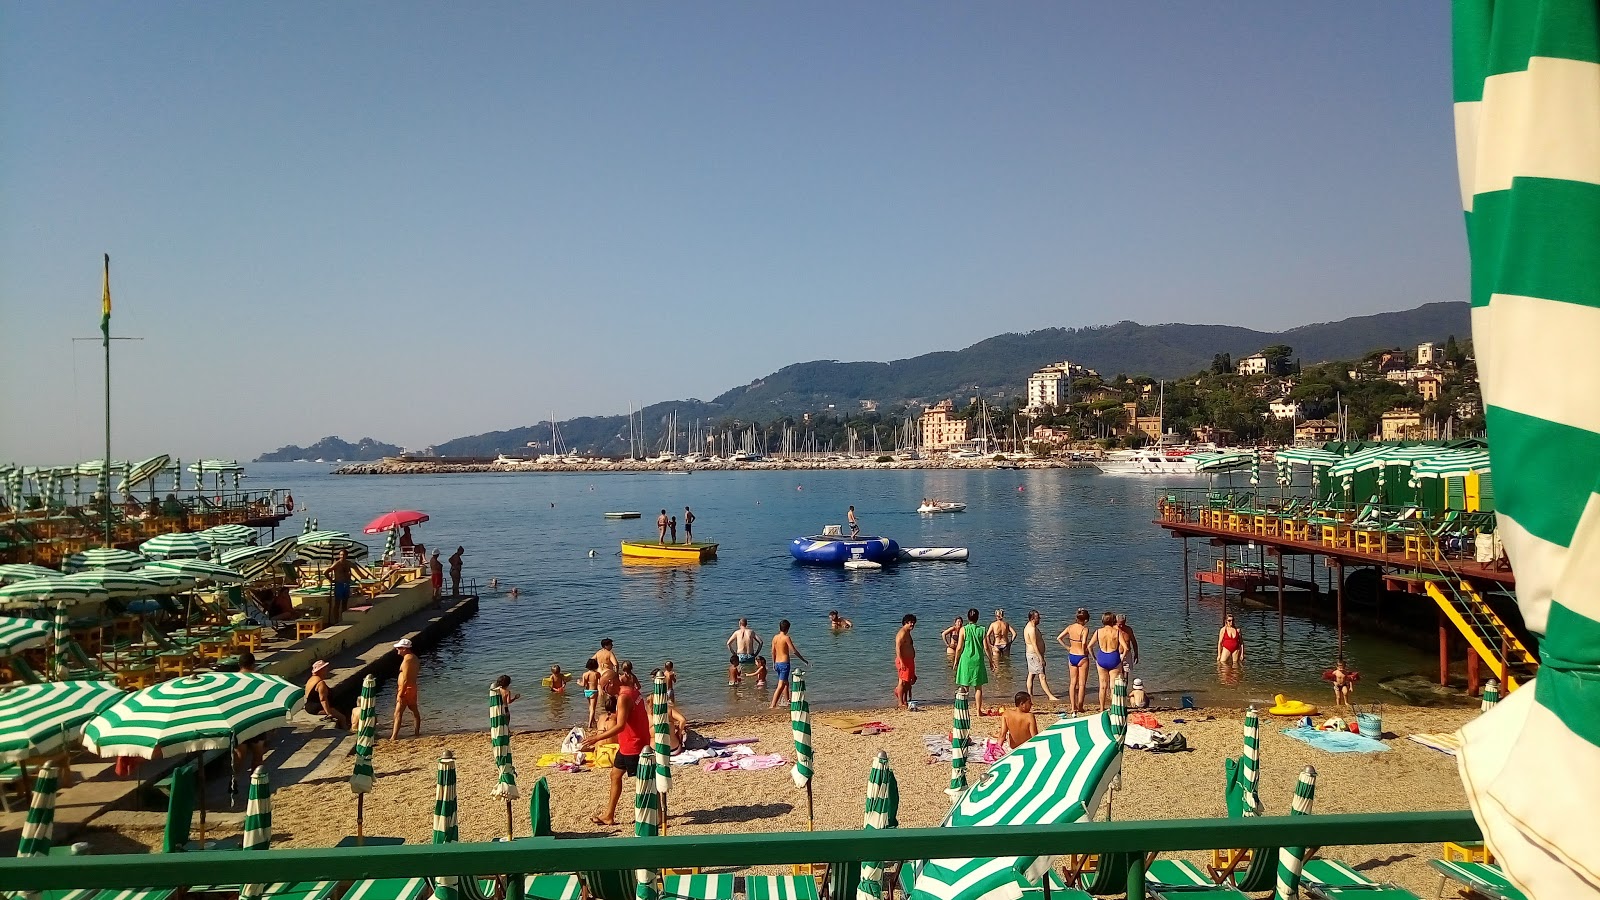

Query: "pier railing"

xmin=0 ymin=811 xmax=1481 ymax=900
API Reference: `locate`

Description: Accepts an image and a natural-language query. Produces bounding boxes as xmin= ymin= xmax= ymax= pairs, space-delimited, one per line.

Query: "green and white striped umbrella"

xmin=0 ymin=564 xmax=61 ymax=585
xmin=948 ymin=687 xmax=970 ymax=798
xmin=1409 ymin=449 xmax=1492 ymax=485
xmin=222 ymin=536 xmax=298 ymax=581
xmin=1250 ymin=449 xmax=1261 ymax=486
xmin=143 ymin=558 xmax=247 ymax=584
xmin=303 ymin=518 xmax=315 ymax=535
xmin=858 ymin=751 xmax=897 ymax=900
xmin=140 ymin=532 xmax=214 ymax=561
xmin=52 ymin=602 xmax=71 ymax=680
xmin=0 ymin=681 xmax=124 ymax=764
xmin=350 ymin=675 xmax=377 ymax=794
xmin=62 ymin=547 xmax=147 ymax=573
xmin=650 ymin=672 xmax=672 ymax=797
xmin=297 ymin=534 xmax=369 ymax=563
xmin=1109 ymin=674 xmax=1128 ymax=743
xmin=489 ymin=687 xmax=519 ymax=802
xmin=1454 ymin=5 xmax=1600 ymax=896
xmin=1242 ymin=706 xmax=1261 ymax=813
xmin=1327 ymin=445 xmax=1440 ymax=479
xmin=382 ymin=528 xmax=398 ymax=562
xmin=133 ymin=567 xmax=199 ymax=593
xmin=16 ymin=760 xmax=60 ymax=864
xmin=81 ymin=672 xmax=301 ymax=758
xmin=1481 ymin=678 xmax=1500 ymax=712
xmin=432 ymin=752 xmax=460 ymax=900
xmin=910 ymin=711 xmax=1123 ymax=900
xmin=239 ymin=769 xmax=272 ymax=900
xmin=0 ymin=615 xmax=52 ymax=656
xmin=118 ymin=455 xmax=172 ymax=494
xmin=1273 ymin=766 xmax=1317 ymax=900
xmin=62 ymin=571 xmax=169 ymax=598
xmin=1273 ymin=447 xmax=1344 ymax=469
xmin=0 ymin=578 xmax=109 ymax=610
xmin=1188 ymin=450 xmax=1255 ymax=474
xmin=633 ymin=748 xmax=662 ymax=900
xmin=198 ymin=524 xmax=258 ymax=551
xmin=790 ymin=670 xmax=813 ymax=791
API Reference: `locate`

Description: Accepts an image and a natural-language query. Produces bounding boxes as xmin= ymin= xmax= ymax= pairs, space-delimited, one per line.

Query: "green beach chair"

xmin=744 ymin=875 xmax=819 ymax=900
xmin=1020 ymin=869 xmax=1089 ymax=900
xmin=1300 ymin=859 xmax=1420 ymax=899
xmin=578 ymin=868 xmax=637 ymax=900
xmin=1069 ymin=852 xmax=1136 ymax=897
xmin=525 ymin=875 xmax=583 ymax=900
xmin=160 ymin=761 xmax=197 ymax=853
xmin=1142 ymin=860 xmax=1246 ymax=898
xmin=342 ymin=878 xmax=429 ymax=900
xmin=661 ymin=874 xmax=734 ymax=900
xmin=90 ymin=891 xmax=177 ymax=900
xmin=1428 ymin=859 xmax=1527 ymax=900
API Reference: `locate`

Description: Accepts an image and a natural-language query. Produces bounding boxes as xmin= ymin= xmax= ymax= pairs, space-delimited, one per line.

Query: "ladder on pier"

xmin=1424 ymin=579 xmax=1539 ymax=691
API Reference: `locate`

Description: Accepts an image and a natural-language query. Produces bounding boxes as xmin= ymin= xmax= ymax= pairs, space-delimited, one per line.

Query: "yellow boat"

xmin=620 ymin=540 xmax=719 ymax=562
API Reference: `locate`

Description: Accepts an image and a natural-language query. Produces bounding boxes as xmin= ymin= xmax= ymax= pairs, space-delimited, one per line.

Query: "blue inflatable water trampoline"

xmin=789 ymin=535 xmax=900 ymax=565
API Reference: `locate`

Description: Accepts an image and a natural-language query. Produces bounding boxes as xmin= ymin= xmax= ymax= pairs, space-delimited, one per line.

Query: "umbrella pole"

xmin=806 ymin=782 xmax=814 ymax=831
xmin=505 ymin=798 xmax=514 ymax=841
xmin=196 ymin=751 xmax=208 ymax=848
xmin=357 ymin=794 xmax=365 ymax=842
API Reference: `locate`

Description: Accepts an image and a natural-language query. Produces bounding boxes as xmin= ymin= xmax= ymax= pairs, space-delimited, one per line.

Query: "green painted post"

xmin=504 ymin=875 xmax=525 ymax=900
xmin=1125 ymin=852 xmax=1145 ymax=900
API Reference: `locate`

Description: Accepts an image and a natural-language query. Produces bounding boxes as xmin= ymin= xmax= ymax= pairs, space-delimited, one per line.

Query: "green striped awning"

xmin=81 ymin=672 xmax=301 ymax=758
xmin=0 ymin=565 xmax=63 ymax=585
xmin=0 ymin=578 xmax=110 ymax=610
xmin=1188 ymin=450 xmax=1255 ymax=473
xmin=1454 ymin=2 xmax=1600 ymax=896
xmin=1410 ymin=449 xmax=1492 ymax=480
xmin=0 ymin=682 xmax=129 ymax=763
xmin=1327 ymin=444 xmax=1442 ymax=478
xmin=62 ymin=548 xmax=147 ymax=573
xmin=142 ymin=559 xmax=247 ymax=584
xmin=1273 ymin=447 xmax=1344 ymax=469
xmin=139 ymin=533 xmax=214 ymax=561
xmin=0 ymin=616 xmax=52 ymax=656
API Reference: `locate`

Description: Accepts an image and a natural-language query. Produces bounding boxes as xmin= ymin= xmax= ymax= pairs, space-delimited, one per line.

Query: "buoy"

xmin=587 ymin=549 xmax=597 ymax=558
xmin=1267 ymin=693 xmax=1318 ymax=716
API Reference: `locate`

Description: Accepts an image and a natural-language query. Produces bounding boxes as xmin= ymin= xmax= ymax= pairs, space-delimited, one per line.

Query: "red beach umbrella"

xmin=363 ymin=510 xmax=430 ymax=534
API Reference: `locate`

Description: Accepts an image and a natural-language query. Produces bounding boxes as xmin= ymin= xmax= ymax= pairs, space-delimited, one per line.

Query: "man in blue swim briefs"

xmin=768 ymin=619 xmax=809 ymax=709
xmin=726 ymin=617 xmax=762 ymax=669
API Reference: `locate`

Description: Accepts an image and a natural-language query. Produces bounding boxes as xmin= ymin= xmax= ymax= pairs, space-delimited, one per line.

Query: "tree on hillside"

xmin=1444 ymin=334 xmax=1466 ymax=367
xmin=1261 ymin=344 xmax=1293 ymax=375
xmin=1211 ymin=352 xmax=1233 ymax=374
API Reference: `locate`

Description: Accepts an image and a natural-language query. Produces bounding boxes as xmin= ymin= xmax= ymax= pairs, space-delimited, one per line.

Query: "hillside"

xmin=255 ymin=436 xmax=403 ymax=463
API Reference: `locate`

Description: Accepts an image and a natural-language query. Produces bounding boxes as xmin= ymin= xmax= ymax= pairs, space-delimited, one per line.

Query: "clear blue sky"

xmin=0 ymin=3 xmax=1464 ymax=463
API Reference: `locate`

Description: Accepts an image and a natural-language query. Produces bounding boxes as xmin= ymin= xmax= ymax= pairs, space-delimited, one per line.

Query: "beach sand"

xmin=89 ymin=703 xmax=1476 ymax=896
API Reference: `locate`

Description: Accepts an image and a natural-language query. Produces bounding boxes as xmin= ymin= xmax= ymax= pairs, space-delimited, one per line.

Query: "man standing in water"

xmin=726 ymin=618 xmax=762 ymax=668
xmin=894 ymin=614 xmax=917 ymax=708
xmin=448 ymin=546 xmax=464 ymax=597
xmin=1116 ymin=614 xmax=1140 ymax=674
xmin=768 ymin=619 xmax=809 ymax=708
xmin=390 ymin=639 xmax=422 ymax=739
xmin=1022 ymin=610 xmax=1060 ymax=703
xmin=657 ymin=510 xmax=669 ymax=544
xmin=683 ymin=507 xmax=695 ymax=543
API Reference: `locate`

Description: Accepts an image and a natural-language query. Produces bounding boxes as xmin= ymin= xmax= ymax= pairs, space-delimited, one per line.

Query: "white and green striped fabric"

xmin=51 ymin=603 xmax=70 ymax=680
xmin=660 ymin=874 xmax=732 ymax=900
xmin=199 ymin=524 xmax=258 ymax=551
xmin=1273 ymin=766 xmax=1316 ymax=900
xmin=1188 ymin=450 xmax=1255 ymax=474
xmin=119 ymin=454 xmax=171 ymax=494
xmin=634 ymin=748 xmax=662 ymax=900
xmin=62 ymin=571 xmax=168 ymax=598
xmin=222 ymin=536 xmax=298 ymax=582
xmin=1454 ymin=3 xmax=1600 ymax=897
xmin=81 ymin=672 xmax=301 ymax=758
xmin=382 ymin=528 xmax=398 ymax=562
xmin=1110 ymin=674 xmax=1128 ymax=742
xmin=1242 ymin=706 xmax=1262 ymax=814
xmin=744 ymin=877 xmax=818 ymax=900
xmin=432 ymin=752 xmax=460 ymax=900
xmin=139 ymin=533 xmax=213 ymax=561
xmin=0 ymin=681 xmax=125 ymax=763
xmin=1482 ymin=678 xmax=1501 ymax=712
xmin=650 ymin=672 xmax=672 ymax=798
xmin=948 ymin=687 xmax=970 ymax=798
xmin=0 ymin=578 xmax=108 ymax=609
xmin=1409 ymin=449 xmax=1492 ymax=481
xmin=296 ymin=534 xmax=369 ymax=563
xmin=1327 ymin=445 xmax=1441 ymax=479
xmin=790 ymin=670 xmax=813 ymax=791
xmin=240 ymin=769 xmax=272 ymax=900
xmin=17 ymin=760 xmax=59 ymax=859
xmin=0 ymin=564 xmax=61 ymax=585
xmin=132 ymin=568 xmax=198 ymax=593
xmin=61 ymin=548 xmax=146 ymax=573
xmin=144 ymin=558 xmax=247 ymax=584
xmin=0 ymin=615 xmax=52 ymax=656
xmin=1250 ymin=449 xmax=1261 ymax=486
xmin=489 ymin=687 xmax=518 ymax=803
xmin=350 ymin=675 xmax=377 ymax=794
xmin=524 ymin=875 xmax=582 ymax=900
xmin=910 ymin=712 xmax=1123 ymax=900
xmin=858 ymin=750 xmax=895 ymax=900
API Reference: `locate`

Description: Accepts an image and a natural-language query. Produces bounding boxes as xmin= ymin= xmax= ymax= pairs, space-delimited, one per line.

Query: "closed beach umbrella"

xmin=0 ymin=616 xmax=52 ymax=656
xmin=650 ymin=672 xmax=672 ymax=797
xmin=362 ymin=510 xmax=429 ymax=535
xmin=0 ymin=565 xmax=61 ymax=585
xmin=1242 ymin=706 xmax=1261 ymax=812
xmin=432 ymin=752 xmax=460 ymax=900
xmin=858 ymin=751 xmax=896 ymax=900
xmin=143 ymin=558 xmax=247 ymax=584
xmin=302 ymin=518 xmax=314 ymax=535
xmin=633 ymin=748 xmax=662 ymax=900
xmin=0 ymin=578 xmax=109 ymax=610
xmin=350 ymin=676 xmax=377 ymax=839
xmin=382 ymin=528 xmax=398 ymax=562
xmin=51 ymin=602 xmax=70 ymax=680
xmin=62 ymin=571 xmax=168 ymax=598
xmin=0 ymin=681 xmax=124 ymax=764
xmin=790 ymin=670 xmax=814 ymax=827
xmin=239 ymin=769 xmax=272 ymax=900
xmin=488 ymin=686 xmax=518 ymax=838
xmin=119 ymin=454 xmax=171 ymax=495
xmin=948 ymin=687 xmax=970 ymax=799
xmin=1109 ymin=675 xmax=1128 ymax=742
xmin=82 ymin=672 xmax=301 ymax=758
xmin=910 ymin=712 xmax=1123 ymax=900
xmin=1481 ymin=679 xmax=1500 ymax=712
xmin=1273 ymin=766 xmax=1317 ymax=900
xmin=62 ymin=547 xmax=146 ymax=573
xmin=17 ymin=760 xmax=61 ymax=875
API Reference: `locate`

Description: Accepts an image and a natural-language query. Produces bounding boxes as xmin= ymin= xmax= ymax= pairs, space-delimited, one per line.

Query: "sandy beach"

xmin=86 ymin=703 xmax=1476 ymax=897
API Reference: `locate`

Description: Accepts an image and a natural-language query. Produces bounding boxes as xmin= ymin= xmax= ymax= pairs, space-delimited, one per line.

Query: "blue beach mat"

xmin=1281 ymin=726 xmax=1388 ymax=754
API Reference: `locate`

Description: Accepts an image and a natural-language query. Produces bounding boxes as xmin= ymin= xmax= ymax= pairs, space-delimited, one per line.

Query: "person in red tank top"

xmin=581 ymin=668 xmax=650 ymax=826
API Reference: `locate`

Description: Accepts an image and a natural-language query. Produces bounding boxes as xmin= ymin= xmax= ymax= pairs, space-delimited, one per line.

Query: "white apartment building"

xmin=1416 ymin=341 xmax=1439 ymax=366
xmin=1025 ymin=360 xmax=1096 ymax=412
xmin=1236 ymin=354 xmax=1269 ymax=376
xmin=1267 ymin=399 xmax=1302 ymax=420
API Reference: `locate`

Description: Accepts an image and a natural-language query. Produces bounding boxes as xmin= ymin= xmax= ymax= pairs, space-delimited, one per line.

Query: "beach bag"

xmin=593 ymin=743 xmax=619 ymax=768
xmin=559 ymin=727 xmax=585 ymax=755
xmin=1147 ymin=732 xmax=1188 ymax=753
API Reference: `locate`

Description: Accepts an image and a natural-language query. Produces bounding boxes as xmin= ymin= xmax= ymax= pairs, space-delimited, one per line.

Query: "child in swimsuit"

xmin=727 ymin=653 xmax=742 ymax=686
xmin=549 ymin=664 xmax=569 ymax=692
xmin=663 ymin=660 xmax=677 ymax=701
xmin=753 ymin=655 xmax=768 ymax=688
xmin=580 ymin=658 xmax=601 ymax=728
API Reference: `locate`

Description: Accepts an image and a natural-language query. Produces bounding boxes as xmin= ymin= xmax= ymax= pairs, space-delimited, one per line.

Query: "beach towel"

xmin=921 ymin=734 xmax=985 ymax=763
xmin=706 ymin=735 xmax=758 ymax=748
xmin=1281 ymin=726 xmax=1388 ymax=754
xmin=817 ymin=715 xmax=885 ymax=734
xmin=1408 ymin=732 xmax=1463 ymax=756
xmin=700 ymin=753 xmax=786 ymax=773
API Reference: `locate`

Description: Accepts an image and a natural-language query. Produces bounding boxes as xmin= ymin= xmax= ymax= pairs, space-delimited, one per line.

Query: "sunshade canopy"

xmin=139 ymin=532 xmax=214 ymax=561
xmin=1187 ymin=450 xmax=1255 ymax=473
xmin=82 ymin=672 xmax=301 ymax=758
xmin=0 ymin=578 xmax=110 ymax=609
xmin=0 ymin=681 xmax=126 ymax=763
xmin=363 ymin=510 xmax=429 ymax=534
xmin=62 ymin=547 xmax=147 ymax=573
xmin=1273 ymin=447 xmax=1344 ymax=468
xmin=0 ymin=616 xmax=52 ymax=656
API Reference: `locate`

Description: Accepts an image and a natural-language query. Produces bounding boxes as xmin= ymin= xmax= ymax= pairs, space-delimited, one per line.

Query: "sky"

xmin=0 ymin=3 xmax=1467 ymax=463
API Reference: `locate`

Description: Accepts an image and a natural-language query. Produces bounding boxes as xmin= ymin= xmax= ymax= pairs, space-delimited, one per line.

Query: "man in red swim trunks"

xmin=895 ymin=614 xmax=917 ymax=708
xmin=390 ymin=639 xmax=422 ymax=739
xmin=580 ymin=667 xmax=651 ymax=827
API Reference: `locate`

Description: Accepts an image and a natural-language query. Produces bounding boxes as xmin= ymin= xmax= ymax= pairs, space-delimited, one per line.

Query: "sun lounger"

xmin=161 ymin=761 xmax=197 ymax=853
xmin=1069 ymin=852 xmax=1136 ymax=896
xmin=523 ymin=875 xmax=582 ymax=900
xmin=745 ymin=875 xmax=820 ymax=900
xmin=1143 ymin=860 xmax=1246 ymax=898
xmin=1020 ymin=869 xmax=1089 ymax=900
xmin=343 ymin=878 xmax=429 ymax=900
xmin=659 ymin=874 xmax=734 ymax=900
xmin=91 ymin=890 xmax=176 ymax=900
xmin=578 ymin=869 xmax=637 ymax=900
xmin=1300 ymin=859 xmax=1420 ymax=899
xmin=1428 ymin=859 xmax=1527 ymax=900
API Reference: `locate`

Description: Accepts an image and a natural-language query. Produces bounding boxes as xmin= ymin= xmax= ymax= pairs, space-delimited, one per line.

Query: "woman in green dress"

xmin=953 ymin=607 xmax=989 ymax=714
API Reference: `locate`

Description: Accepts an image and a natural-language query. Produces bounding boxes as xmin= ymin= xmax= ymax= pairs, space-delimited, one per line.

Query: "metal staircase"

xmin=1423 ymin=578 xmax=1540 ymax=690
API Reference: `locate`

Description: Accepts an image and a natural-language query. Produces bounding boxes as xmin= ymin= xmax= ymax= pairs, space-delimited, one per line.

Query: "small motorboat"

xmin=620 ymin=540 xmax=718 ymax=562
xmin=604 ymin=512 xmax=642 ymax=520
xmin=790 ymin=534 xmax=900 ymax=566
xmin=898 ymin=547 xmax=970 ymax=561
xmin=917 ymin=500 xmax=967 ymax=514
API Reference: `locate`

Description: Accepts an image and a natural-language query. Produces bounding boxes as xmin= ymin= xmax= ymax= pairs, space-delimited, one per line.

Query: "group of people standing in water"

xmin=943 ymin=607 xmax=1139 ymax=714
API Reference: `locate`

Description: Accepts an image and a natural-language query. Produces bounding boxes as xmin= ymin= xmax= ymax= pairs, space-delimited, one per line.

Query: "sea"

xmin=248 ymin=462 xmax=1435 ymax=732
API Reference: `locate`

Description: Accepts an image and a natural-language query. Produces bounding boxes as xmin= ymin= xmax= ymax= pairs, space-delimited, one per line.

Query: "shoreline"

xmin=331 ymin=458 xmax=1099 ymax=475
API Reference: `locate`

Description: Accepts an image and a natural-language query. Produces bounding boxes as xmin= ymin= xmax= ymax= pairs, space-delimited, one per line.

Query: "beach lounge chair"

xmin=660 ymin=874 xmax=734 ymax=900
xmin=526 ymin=876 xmax=584 ymax=900
xmin=578 ymin=868 xmax=637 ymax=900
xmin=1299 ymin=859 xmax=1420 ymax=899
xmin=161 ymin=761 xmax=197 ymax=853
xmin=1067 ymin=852 xmax=1137 ymax=897
xmin=343 ymin=878 xmax=429 ymax=900
xmin=89 ymin=890 xmax=177 ymax=900
xmin=745 ymin=875 xmax=819 ymax=900
xmin=1142 ymin=860 xmax=1246 ymax=899
xmin=1428 ymin=860 xmax=1527 ymax=900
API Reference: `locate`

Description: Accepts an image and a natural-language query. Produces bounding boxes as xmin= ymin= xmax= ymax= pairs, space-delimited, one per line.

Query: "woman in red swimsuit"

xmin=1217 ymin=615 xmax=1244 ymax=666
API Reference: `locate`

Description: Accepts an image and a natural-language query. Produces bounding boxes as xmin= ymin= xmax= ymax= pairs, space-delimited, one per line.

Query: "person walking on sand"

xmin=579 ymin=669 xmax=650 ymax=828
xmin=1117 ymin=614 xmax=1140 ymax=673
xmin=894 ymin=614 xmax=917 ymax=708
xmin=683 ymin=507 xmax=695 ymax=543
xmin=847 ymin=505 xmax=859 ymax=538
xmin=657 ymin=510 xmax=669 ymax=544
xmin=954 ymin=608 xmax=989 ymax=714
xmin=985 ymin=609 xmax=1016 ymax=664
xmin=390 ymin=639 xmax=422 ymax=739
xmin=726 ymin=618 xmax=762 ymax=668
xmin=429 ymin=550 xmax=443 ymax=601
xmin=1022 ymin=610 xmax=1060 ymax=703
xmin=448 ymin=546 xmax=464 ymax=597
xmin=768 ymin=619 xmax=809 ymax=708
xmin=1056 ymin=608 xmax=1091 ymax=714
xmin=1092 ymin=613 xmax=1128 ymax=712
xmin=1217 ymin=615 xmax=1244 ymax=667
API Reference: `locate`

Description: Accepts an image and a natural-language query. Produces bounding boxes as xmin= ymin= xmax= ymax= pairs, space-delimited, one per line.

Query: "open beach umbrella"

xmin=62 ymin=571 xmax=169 ymax=598
xmin=1409 ymin=449 xmax=1492 ymax=486
xmin=1188 ymin=450 xmax=1255 ymax=474
xmin=0 ymin=564 xmax=61 ymax=585
xmin=1274 ymin=447 xmax=1343 ymax=469
xmin=0 ymin=616 xmax=53 ymax=657
xmin=1328 ymin=445 xmax=1440 ymax=479
xmin=144 ymin=558 xmax=248 ymax=584
xmin=489 ymin=686 xmax=519 ymax=838
xmin=81 ymin=672 xmax=301 ymax=758
xmin=62 ymin=547 xmax=146 ymax=573
xmin=910 ymin=712 xmax=1124 ymax=900
xmin=0 ymin=578 xmax=109 ymax=610
xmin=650 ymin=673 xmax=672 ymax=816
xmin=432 ymin=752 xmax=460 ymax=900
xmin=1273 ymin=766 xmax=1317 ymax=900
xmin=119 ymin=454 xmax=172 ymax=495
xmin=140 ymin=532 xmax=213 ymax=561
xmin=633 ymin=748 xmax=662 ymax=900
xmin=790 ymin=670 xmax=814 ymax=827
xmin=858 ymin=751 xmax=898 ymax=900
xmin=363 ymin=510 xmax=429 ymax=535
xmin=239 ymin=769 xmax=272 ymax=900
xmin=223 ymin=536 xmax=298 ymax=581
xmin=350 ymin=676 xmax=377 ymax=839
xmin=948 ymin=687 xmax=970 ymax=799
xmin=1481 ymin=679 xmax=1500 ymax=712
xmin=198 ymin=524 xmax=258 ymax=552
xmin=0 ymin=680 xmax=126 ymax=764
xmin=297 ymin=534 xmax=369 ymax=563
xmin=133 ymin=567 xmax=199 ymax=593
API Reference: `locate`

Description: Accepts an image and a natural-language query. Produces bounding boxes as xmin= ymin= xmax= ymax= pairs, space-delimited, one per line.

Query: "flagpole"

xmin=102 ymin=253 xmax=113 ymax=548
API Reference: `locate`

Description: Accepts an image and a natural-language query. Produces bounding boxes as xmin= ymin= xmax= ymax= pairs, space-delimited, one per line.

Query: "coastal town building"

xmin=1294 ymin=418 xmax=1340 ymax=443
xmin=1417 ymin=374 xmax=1442 ymax=402
xmin=1025 ymin=360 xmax=1095 ymax=412
xmin=1267 ymin=399 xmax=1302 ymax=420
xmin=1235 ymin=353 xmax=1269 ymax=376
xmin=1191 ymin=424 xmax=1235 ymax=445
xmin=1380 ymin=408 xmax=1428 ymax=441
xmin=1121 ymin=402 xmax=1164 ymax=442
xmin=1455 ymin=398 xmax=1481 ymax=419
xmin=1416 ymin=341 xmax=1439 ymax=366
xmin=920 ymin=400 xmax=971 ymax=451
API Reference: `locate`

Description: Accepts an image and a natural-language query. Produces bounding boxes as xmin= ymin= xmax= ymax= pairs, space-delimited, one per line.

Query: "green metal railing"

xmin=0 ymin=811 xmax=1481 ymax=899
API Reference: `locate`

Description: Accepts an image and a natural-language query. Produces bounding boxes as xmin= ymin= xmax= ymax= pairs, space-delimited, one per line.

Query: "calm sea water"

xmin=249 ymin=462 xmax=1434 ymax=732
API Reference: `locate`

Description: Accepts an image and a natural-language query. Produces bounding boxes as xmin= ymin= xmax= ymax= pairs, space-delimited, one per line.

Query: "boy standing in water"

xmin=895 ymin=614 xmax=917 ymax=708
xmin=768 ymin=619 xmax=809 ymax=708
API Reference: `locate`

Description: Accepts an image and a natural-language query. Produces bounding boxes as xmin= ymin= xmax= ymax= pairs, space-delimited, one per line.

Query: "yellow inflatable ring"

xmin=1267 ymin=693 xmax=1318 ymax=716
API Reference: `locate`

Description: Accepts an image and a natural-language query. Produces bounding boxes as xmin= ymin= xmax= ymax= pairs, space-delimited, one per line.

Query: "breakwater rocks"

xmin=334 ymin=456 xmax=1100 ymax=475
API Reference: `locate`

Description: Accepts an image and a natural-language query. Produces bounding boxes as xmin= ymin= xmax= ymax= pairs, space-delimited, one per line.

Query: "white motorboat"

xmin=1090 ymin=444 xmax=1217 ymax=476
xmin=917 ymin=500 xmax=967 ymax=513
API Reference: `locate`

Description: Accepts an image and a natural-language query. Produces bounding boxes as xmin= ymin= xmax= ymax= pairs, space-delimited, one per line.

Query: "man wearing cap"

xmin=304 ymin=659 xmax=348 ymax=729
xmin=391 ymin=639 xmax=422 ymax=739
